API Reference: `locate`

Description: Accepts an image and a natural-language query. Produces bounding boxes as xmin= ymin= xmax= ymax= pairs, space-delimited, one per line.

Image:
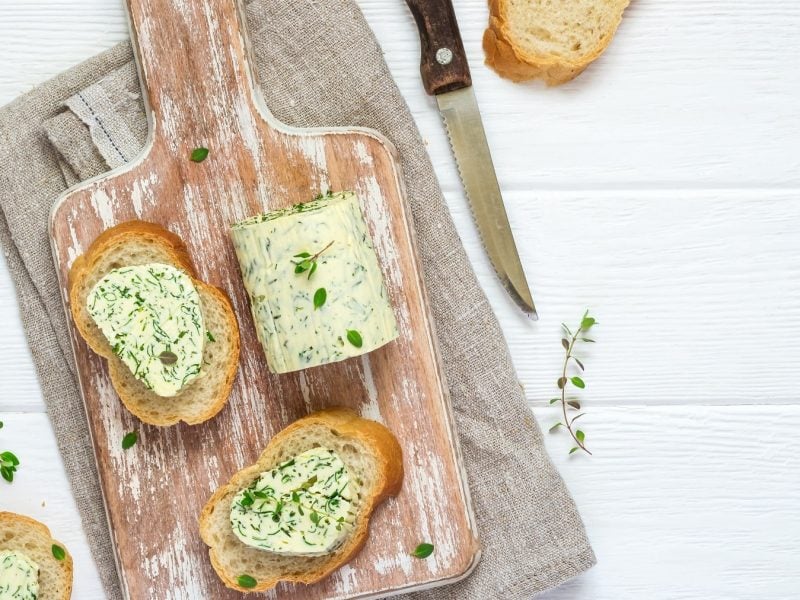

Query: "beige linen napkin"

xmin=0 ymin=0 xmax=595 ymax=598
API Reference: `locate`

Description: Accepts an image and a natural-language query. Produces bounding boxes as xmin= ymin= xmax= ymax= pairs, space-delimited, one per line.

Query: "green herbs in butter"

xmin=87 ymin=263 xmax=205 ymax=397
xmin=230 ymin=191 xmax=399 ymax=374
xmin=0 ymin=550 xmax=39 ymax=600
xmin=230 ymin=447 xmax=358 ymax=555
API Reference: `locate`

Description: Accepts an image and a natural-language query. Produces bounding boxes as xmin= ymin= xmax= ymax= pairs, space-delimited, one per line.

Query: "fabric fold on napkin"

xmin=0 ymin=0 xmax=595 ymax=598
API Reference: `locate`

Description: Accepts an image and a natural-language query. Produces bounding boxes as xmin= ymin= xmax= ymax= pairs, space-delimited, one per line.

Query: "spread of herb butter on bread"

xmin=0 ymin=512 xmax=72 ymax=599
xmin=483 ymin=0 xmax=630 ymax=84
xmin=231 ymin=191 xmax=399 ymax=374
xmin=68 ymin=221 xmax=240 ymax=426
xmin=199 ymin=408 xmax=403 ymax=592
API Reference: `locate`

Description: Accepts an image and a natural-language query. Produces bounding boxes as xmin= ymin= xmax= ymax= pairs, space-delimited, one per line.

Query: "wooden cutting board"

xmin=48 ymin=0 xmax=479 ymax=597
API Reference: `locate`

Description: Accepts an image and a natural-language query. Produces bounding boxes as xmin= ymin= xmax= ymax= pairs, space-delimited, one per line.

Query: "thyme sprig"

xmin=293 ymin=241 xmax=334 ymax=279
xmin=549 ymin=310 xmax=597 ymax=456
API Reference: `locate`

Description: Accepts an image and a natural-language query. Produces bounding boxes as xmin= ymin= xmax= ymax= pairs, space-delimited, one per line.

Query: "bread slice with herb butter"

xmin=199 ymin=408 xmax=404 ymax=593
xmin=0 ymin=512 xmax=73 ymax=599
xmin=68 ymin=221 xmax=240 ymax=426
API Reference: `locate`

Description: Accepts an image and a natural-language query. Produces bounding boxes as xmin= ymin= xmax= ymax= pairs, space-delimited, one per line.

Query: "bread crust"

xmin=67 ymin=220 xmax=240 ymax=426
xmin=0 ymin=512 xmax=73 ymax=599
xmin=199 ymin=408 xmax=404 ymax=592
xmin=483 ymin=0 xmax=630 ymax=85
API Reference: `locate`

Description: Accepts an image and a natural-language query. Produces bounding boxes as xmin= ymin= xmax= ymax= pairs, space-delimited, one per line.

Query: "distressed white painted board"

xmin=533 ymin=405 xmax=800 ymax=600
xmin=1 ymin=0 xmax=800 ymax=599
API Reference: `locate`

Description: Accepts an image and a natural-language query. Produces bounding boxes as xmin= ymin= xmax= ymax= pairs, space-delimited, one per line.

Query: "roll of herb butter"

xmin=231 ymin=191 xmax=398 ymax=373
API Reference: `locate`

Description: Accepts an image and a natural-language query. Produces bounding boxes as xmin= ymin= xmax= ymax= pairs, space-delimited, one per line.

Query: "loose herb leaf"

xmin=237 ymin=574 xmax=258 ymax=589
xmin=121 ymin=431 xmax=138 ymax=450
xmin=313 ymin=287 xmax=327 ymax=309
xmin=52 ymin=545 xmax=66 ymax=561
xmin=0 ymin=421 xmax=3 ymax=429
xmin=346 ymin=329 xmax=363 ymax=348
xmin=190 ymin=147 xmax=209 ymax=162
xmin=570 ymin=376 xmax=585 ymax=389
xmin=411 ymin=543 xmax=434 ymax=559
xmin=0 ymin=451 xmax=19 ymax=483
xmin=206 ymin=331 xmax=216 ymax=343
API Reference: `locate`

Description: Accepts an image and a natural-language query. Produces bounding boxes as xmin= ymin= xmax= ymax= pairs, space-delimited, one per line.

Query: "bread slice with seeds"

xmin=199 ymin=408 xmax=404 ymax=592
xmin=68 ymin=220 xmax=240 ymax=426
xmin=0 ymin=512 xmax=73 ymax=599
xmin=483 ymin=0 xmax=630 ymax=84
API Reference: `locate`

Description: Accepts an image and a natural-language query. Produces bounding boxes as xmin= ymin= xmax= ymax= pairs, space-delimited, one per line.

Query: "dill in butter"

xmin=0 ymin=550 xmax=39 ymax=600
xmin=231 ymin=191 xmax=398 ymax=374
xmin=230 ymin=448 xmax=358 ymax=555
xmin=86 ymin=263 xmax=205 ymax=397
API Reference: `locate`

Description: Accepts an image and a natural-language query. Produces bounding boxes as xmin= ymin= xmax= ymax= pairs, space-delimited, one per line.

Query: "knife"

xmin=404 ymin=0 xmax=538 ymax=318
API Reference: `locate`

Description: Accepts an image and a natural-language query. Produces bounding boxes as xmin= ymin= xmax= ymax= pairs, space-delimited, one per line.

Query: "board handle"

xmin=125 ymin=0 xmax=263 ymax=153
xmin=404 ymin=0 xmax=472 ymax=95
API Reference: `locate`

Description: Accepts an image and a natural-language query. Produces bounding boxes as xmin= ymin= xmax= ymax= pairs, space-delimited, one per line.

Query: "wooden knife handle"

xmin=404 ymin=0 xmax=472 ymax=95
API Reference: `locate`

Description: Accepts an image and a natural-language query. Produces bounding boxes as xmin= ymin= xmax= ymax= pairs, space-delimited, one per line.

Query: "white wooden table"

xmin=1 ymin=1 xmax=799 ymax=598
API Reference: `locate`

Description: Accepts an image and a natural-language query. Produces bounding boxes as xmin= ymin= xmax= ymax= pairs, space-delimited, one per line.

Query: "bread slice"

xmin=483 ymin=0 xmax=630 ymax=84
xmin=68 ymin=221 xmax=240 ymax=426
xmin=0 ymin=512 xmax=73 ymax=599
xmin=199 ymin=408 xmax=404 ymax=592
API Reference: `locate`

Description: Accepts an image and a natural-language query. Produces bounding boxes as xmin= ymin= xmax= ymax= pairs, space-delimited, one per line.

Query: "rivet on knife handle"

xmin=404 ymin=0 xmax=472 ymax=95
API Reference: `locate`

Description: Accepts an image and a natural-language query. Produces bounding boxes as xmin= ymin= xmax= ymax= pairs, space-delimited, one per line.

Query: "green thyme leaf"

xmin=581 ymin=338 xmax=595 ymax=343
xmin=557 ymin=377 xmax=567 ymax=389
xmin=52 ymin=545 xmax=66 ymax=561
xmin=346 ymin=329 xmax=363 ymax=348
xmin=314 ymin=287 xmax=327 ymax=309
xmin=576 ymin=430 xmax=586 ymax=443
xmin=549 ymin=398 xmax=560 ymax=405
xmin=567 ymin=400 xmax=581 ymax=410
xmin=411 ymin=543 xmax=434 ymax=559
xmin=581 ymin=316 xmax=596 ymax=330
xmin=237 ymin=574 xmax=257 ymax=589
xmin=570 ymin=376 xmax=585 ymax=389
xmin=121 ymin=432 xmax=138 ymax=450
xmin=293 ymin=252 xmax=311 ymax=259
xmin=569 ymin=447 xmax=579 ymax=455
xmin=0 ymin=421 xmax=3 ymax=429
xmin=572 ymin=356 xmax=585 ymax=371
xmin=561 ymin=338 xmax=570 ymax=350
xmin=0 ymin=451 xmax=19 ymax=483
xmin=549 ymin=422 xmax=564 ymax=433
xmin=190 ymin=147 xmax=209 ymax=162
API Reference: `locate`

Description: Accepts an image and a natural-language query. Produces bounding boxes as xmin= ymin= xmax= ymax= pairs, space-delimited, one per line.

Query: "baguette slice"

xmin=200 ymin=408 xmax=404 ymax=592
xmin=0 ymin=512 xmax=73 ymax=599
xmin=483 ymin=0 xmax=630 ymax=84
xmin=68 ymin=221 xmax=240 ymax=426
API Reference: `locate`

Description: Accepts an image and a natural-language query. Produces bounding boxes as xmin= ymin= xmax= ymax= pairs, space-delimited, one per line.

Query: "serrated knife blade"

xmin=403 ymin=0 xmax=537 ymax=318
xmin=436 ymin=87 xmax=537 ymax=318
